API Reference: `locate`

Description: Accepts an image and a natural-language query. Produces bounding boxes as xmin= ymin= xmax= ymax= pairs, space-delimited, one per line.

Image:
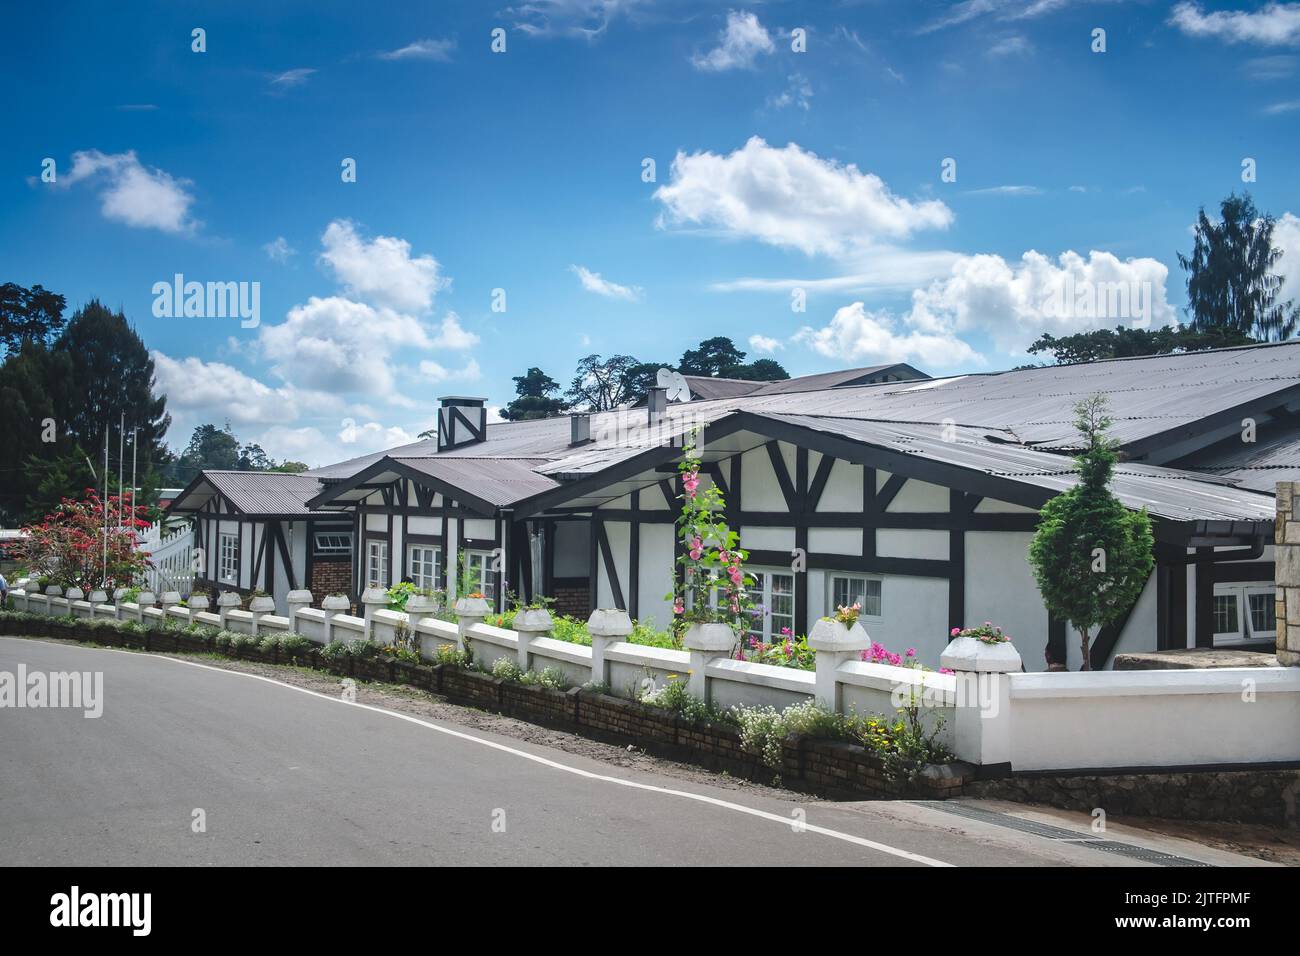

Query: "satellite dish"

xmin=657 ymin=367 xmax=692 ymax=403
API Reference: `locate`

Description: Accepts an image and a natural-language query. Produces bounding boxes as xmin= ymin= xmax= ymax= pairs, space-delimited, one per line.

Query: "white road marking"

xmin=6 ymin=638 xmax=954 ymax=867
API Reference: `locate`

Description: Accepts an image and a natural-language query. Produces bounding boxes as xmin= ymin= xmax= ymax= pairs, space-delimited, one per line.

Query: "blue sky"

xmin=4 ymin=0 xmax=1299 ymax=466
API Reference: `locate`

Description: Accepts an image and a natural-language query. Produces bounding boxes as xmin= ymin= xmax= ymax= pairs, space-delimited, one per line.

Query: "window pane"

xmin=832 ymin=575 xmax=882 ymax=618
xmin=1248 ymin=592 xmax=1275 ymax=634
xmin=1212 ymin=594 xmax=1238 ymax=635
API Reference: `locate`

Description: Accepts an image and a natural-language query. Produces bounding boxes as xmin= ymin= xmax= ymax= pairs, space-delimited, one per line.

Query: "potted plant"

xmin=808 ymin=603 xmax=871 ymax=653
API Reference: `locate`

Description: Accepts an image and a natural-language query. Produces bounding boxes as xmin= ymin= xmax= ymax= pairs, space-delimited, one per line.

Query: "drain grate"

xmin=910 ymin=801 xmax=1212 ymax=867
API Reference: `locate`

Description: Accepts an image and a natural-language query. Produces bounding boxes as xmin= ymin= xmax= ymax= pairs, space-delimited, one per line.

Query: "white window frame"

xmin=462 ymin=550 xmax=497 ymax=597
xmin=828 ymin=573 xmax=883 ymax=620
xmin=1212 ymin=582 xmax=1275 ymax=645
xmin=366 ymin=540 xmax=389 ymax=588
xmin=218 ymin=532 xmax=238 ymax=583
xmin=313 ymin=531 xmax=352 ymax=556
xmin=408 ymin=544 xmax=442 ymax=592
xmin=744 ymin=568 xmax=796 ymax=643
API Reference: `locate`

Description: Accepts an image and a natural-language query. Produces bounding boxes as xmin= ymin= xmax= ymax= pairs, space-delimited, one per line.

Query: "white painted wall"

xmin=965 ymin=530 xmax=1050 ymax=671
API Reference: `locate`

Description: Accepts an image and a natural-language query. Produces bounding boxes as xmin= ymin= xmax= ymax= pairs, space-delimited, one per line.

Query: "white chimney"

xmin=437 ymin=396 xmax=488 ymax=451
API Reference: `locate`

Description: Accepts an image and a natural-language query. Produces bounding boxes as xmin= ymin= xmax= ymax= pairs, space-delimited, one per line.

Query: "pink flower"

xmin=950 ymin=627 xmax=960 ymax=637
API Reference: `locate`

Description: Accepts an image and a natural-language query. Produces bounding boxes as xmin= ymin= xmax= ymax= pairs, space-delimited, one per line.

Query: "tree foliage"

xmin=1028 ymin=396 xmax=1154 ymax=670
xmin=17 ymin=490 xmax=151 ymax=590
xmin=1026 ymin=324 xmax=1257 ymax=365
xmin=1177 ymin=192 xmax=1298 ymax=341
xmin=0 ymin=283 xmax=66 ymax=355
xmin=565 ymin=353 xmax=641 ymax=411
xmin=503 ymin=367 xmax=567 ymax=421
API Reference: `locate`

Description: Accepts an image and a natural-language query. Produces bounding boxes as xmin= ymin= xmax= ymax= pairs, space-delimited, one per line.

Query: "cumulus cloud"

xmin=654 ymin=136 xmax=953 ymax=258
xmin=1273 ymin=212 xmax=1300 ymax=307
xmin=570 ymin=264 xmax=643 ymax=301
xmin=748 ymin=334 xmax=783 ymax=353
xmin=263 ymin=236 xmax=296 ymax=262
xmin=691 ymin=11 xmax=775 ymax=71
xmin=429 ymin=313 xmax=480 ymax=349
xmin=319 ymin=219 xmax=447 ymax=312
xmin=1170 ymin=2 xmax=1300 ymax=45
xmin=55 ymin=149 xmax=199 ymax=234
xmin=152 ymin=352 xmax=316 ymax=424
xmin=338 ymin=418 xmax=418 ymax=449
xmin=258 ymin=295 xmax=432 ymax=399
xmin=378 ymin=37 xmax=456 ymax=61
xmin=418 ymin=358 xmax=483 ymax=383
xmin=792 ymin=249 xmax=1176 ymax=368
xmin=796 ymin=303 xmax=982 ymax=368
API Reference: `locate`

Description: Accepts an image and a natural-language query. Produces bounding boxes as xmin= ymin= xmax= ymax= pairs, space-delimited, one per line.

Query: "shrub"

xmin=429 ymin=643 xmax=469 ymax=667
xmin=320 ymin=640 xmax=349 ymax=665
xmin=490 ymin=657 xmax=523 ymax=682
xmin=230 ymin=633 xmax=260 ymax=653
xmin=280 ymin=634 xmax=312 ymax=656
xmin=345 ymin=638 xmax=377 ymax=660
xmin=639 ymin=677 xmax=732 ymax=727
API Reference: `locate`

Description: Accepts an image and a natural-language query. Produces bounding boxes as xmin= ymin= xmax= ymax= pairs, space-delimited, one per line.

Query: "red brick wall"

xmin=309 ymin=559 xmax=352 ymax=606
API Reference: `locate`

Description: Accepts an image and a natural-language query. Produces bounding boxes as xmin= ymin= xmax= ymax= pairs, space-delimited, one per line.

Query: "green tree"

xmin=679 ymin=336 xmax=747 ymax=377
xmin=727 ymin=357 xmax=790 ymax=381
xmin=0 ymin=282 xmax=66 ymax=355
xmin=566 ymin=353 xmax=640 ymax=410
xmin=1178 ymin=192 xmax=1298 ymax=341
xmin=619 ymin=360 xmax=673 ymax=405
xmin=504 ymin=367 xmax=567 ymax=420
xmin=1026 ymin=325 xmax=1257 ymax=365
xmin=1028 ymin=396 xmax=1155 ymax=671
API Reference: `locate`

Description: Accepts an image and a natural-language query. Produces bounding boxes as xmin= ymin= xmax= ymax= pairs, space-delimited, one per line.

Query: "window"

xmin=1212 ymin=583 xmax=1275 ymax=644
xmin=313 ymin=532 xmax=351 ymax=555
xmin=366 ymin=540 xmax=389 ymax=587
xmin=830 ymin=574 xmax=883 ymax=618
xmin=462 ymin=550 xmax=497 ymax=597
xmin=408 ymin=545 xmax=441 ymax=591
xmin=745 ymin=570 xmax=795 ymax=643
xmin=219 ymin=533 xmax=238 ymax=582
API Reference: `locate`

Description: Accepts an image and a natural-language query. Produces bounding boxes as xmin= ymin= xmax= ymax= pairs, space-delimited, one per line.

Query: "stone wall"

xmin=970 ymin=768 xmax=1300 ymax=827
xmin=1275 ymin=481 xmax=1300 ymax=666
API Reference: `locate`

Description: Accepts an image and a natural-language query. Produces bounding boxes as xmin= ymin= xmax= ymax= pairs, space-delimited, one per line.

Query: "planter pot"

xmin=321 ymin=594 xmax=351 ymax=613
xmin=65 ymin=588 xmax=85 ymax=602
xmin=939 ymin=634 xmax=1022 ymax=673
xmin=88 ymin=590 xmax=108 ymax=604
xmin=513 ymin=608 xmax=553 ymax=633
xmin=248 ymin=596 xmax=276 ymax=614
xmin=807 ymin=618 xmax=871 ymax=653
xmin=587 ymin=607 xmax=632 ymax=638
xmin=137 ymin=591 xmax=157 ymax=607
xmin=453 ymin=596 xmax=492 ymax=618
xmin=188 ymin=595 xmax=210 ymax=613
xmin=683 ymin=622 xmax=736 ymax=651
xmin=404 ymin=594 xmax=440 ymax=618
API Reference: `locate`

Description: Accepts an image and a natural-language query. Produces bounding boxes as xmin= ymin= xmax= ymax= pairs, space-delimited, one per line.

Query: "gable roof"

xmin=168 ymin=470 xmax=322 ymax=516
xmin=682 ymin=362 xmax=927 ymax=401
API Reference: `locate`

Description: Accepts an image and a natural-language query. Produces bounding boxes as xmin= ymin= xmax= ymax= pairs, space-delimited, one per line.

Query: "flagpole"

xmin=102 ymin=425 xmax=109 ymax=586
xmin=118 ymin=412 xmax=125 ymax=532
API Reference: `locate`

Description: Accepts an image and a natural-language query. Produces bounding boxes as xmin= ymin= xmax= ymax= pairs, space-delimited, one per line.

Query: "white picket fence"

xmin=138 ymin=521 xmax=194 ymax=597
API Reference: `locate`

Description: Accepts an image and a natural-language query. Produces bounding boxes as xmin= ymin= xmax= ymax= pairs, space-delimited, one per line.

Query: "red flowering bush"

xmin=17 ymin=489 xmax=151 ymax=591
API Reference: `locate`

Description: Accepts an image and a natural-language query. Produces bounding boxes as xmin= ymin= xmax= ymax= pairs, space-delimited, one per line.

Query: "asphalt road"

xmin=0 ymin=637 xmax=1256 ymax=867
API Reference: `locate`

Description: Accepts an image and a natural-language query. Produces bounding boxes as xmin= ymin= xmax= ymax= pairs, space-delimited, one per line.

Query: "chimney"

xmin=647 ymin=386 xmax=668 ymax=424
xmin=570 ymin=412 xmax=592 ymax=446
xmin=437 ymin=396 xmax=488 ymax=452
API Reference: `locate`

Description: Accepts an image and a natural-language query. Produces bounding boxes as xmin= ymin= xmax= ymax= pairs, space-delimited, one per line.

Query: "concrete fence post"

xmin=216 ymin=592 xmax=241 ymax=630
xmin=361 ymin=587 xmax=389 ymax=643
xmin=187 ymin=594 xmax=210 ymax=624
xmin=808 ymin=617 xmax=873 ymax=712
xmin=513 ymin=608 xmax=553 ymax=671
xmin=88 ymin=589 xmax=108 ymax=607
xmin=321 ymin=594 xmax=351 ymax=644
xmin=160 ymin=590 xmax=182 ymax=618
xmin=248 ymin=595 xmax=276 ymax=636
xmin=587 ymin=608 xmax=633 ymax=689
xmin=454 ymin=596 xmax=492 ymax=654
xmin=286 ymin=590 xmax=313 ymax=634
xmin=112 ymin=588 xmax=127 ymax=620
xmin=404 ymin=593 xmax=439 ymax=656
xmin=682 ymin=622 xmax=736 ymax=700
xmin=940 ymin=635 xmax=1023 ymax=768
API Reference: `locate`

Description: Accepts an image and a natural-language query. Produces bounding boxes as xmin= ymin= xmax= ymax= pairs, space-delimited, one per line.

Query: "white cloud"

xmin=1170 ymin=2 xmax=1300 ymax=45
xmin=792 ymin=249 xmax=1176 ymax=369
xmin=429 ymin=313 xmax=480 ymax=349
xmin=338 ymin=418 xmax=417 ymax=449
xmin=966 ymin=184 xmax=1043 ymax=196
xmin=654 ymin=136 xmax=953 ymax=258
xmin=1264 ymin=99 xmax=1300 ymax=113
xmin=418 ymin=358 xmax=483 ymax=383
xmin=378 ymin=37 xmax=456 ymax=61
xmin=748 ymin=334 xmax=783 ymax=353
xmin=692 ymin=11 xmax=775 ymax=71
xmin=1273 ymin=212 xmax=1300 ymax=308
xmin=907 ymin=250 xmax=1176 ymax=351
xmin=795 ymin=303 xmax=981 ymax=368
xmin=569 ymin=264 xmax=643 ymax=301
xmin=1245 ymin=53 xmax=1298 ymax=78
xmin=710 ymin=249 xmax=965 ymax=294
xmin=268 ymin=68 xmax=316 ymax=89
xmin=507 ymin=0 xmax=646 ymax=39
xmin=258 ymin=295 xmax=432 ymax=398
xmin=988 ymin=34 xmax=1032 ymax=56
xmin=57 ymin=149 xmax=199 ymax=234
xmin=151 ymin=353 xmax=338 ymax=427
xmin=263 ymin=236 xmax=296 ymax=262
xmin=319 ymin=219 xmax=446 ymax=312
xmin=768 ymin=73 xmax=813 ymax=111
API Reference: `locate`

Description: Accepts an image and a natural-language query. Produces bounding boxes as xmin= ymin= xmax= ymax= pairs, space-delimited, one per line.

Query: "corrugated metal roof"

xmin=171 ymin=471 xmax=323 ymax=515
xmin=1174 ymin=425 xmax=1300 ymax=493
xmin=681 ymin=376 xmax=763 ymax=400
xmin=747 ymin=363 xmax=926 ymax=394
xmin=389 ymin=457 xmax=559 ymax=507
xmin=768 ymin=414 xmax=1276 ymax=522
